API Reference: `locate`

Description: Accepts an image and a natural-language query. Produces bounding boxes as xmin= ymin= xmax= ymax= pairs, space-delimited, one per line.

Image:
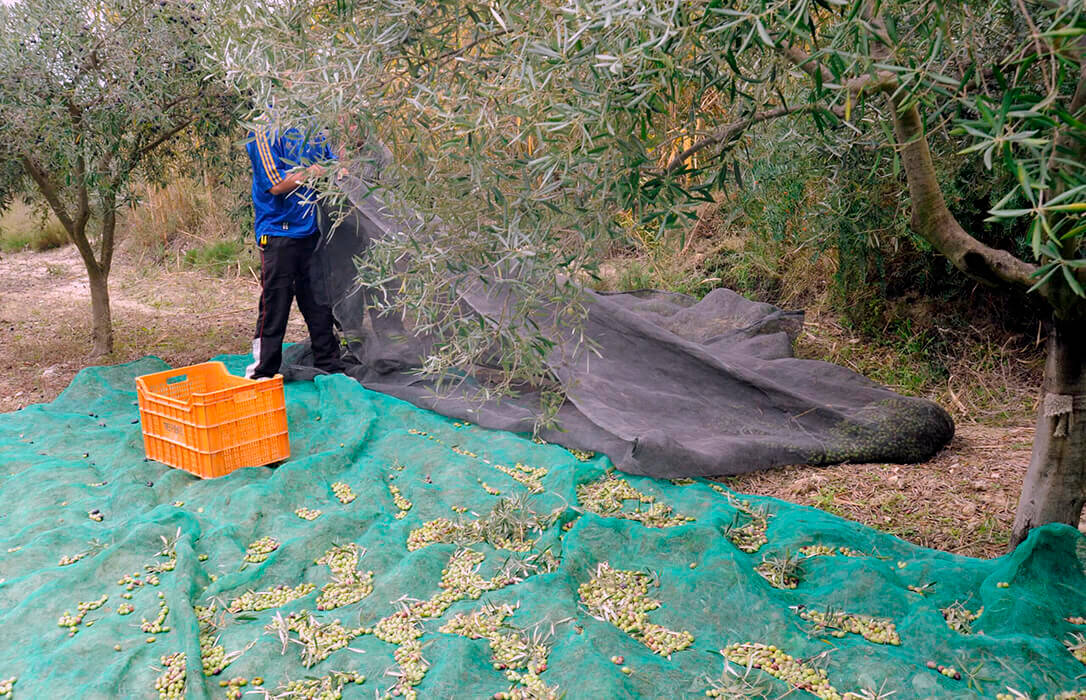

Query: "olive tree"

xmin=218 ymin=0 xmax=1085 ymax=546
xmin=0 ymin=0 xmax=236 ymax=356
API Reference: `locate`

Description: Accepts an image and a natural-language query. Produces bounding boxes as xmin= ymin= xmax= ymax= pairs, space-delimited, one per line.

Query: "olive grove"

xmin=216 ymin=0 xmax=1085 ymax=546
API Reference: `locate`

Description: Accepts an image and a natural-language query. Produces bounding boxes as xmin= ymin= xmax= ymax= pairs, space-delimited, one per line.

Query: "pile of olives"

xmin=755 ymin=561 xmax=798 ymax=589
xmin=941 ymin=602 xmax=982 ymax=634
xmin=280 ymin=672 xmax=363 ymax=700
xmin=57 ymin=594 xmax=108 ymax=636
xmin=58 ymin=551 xmax=91 ymax=566
xmin=407 ymin=518 xmax=461 ymax=551
xmin=391 ymin=640 xmax=428 ymax=699
xmin=726 ymin=519 xmax=768 ymax=554
xmin=798 ymin=545 xmax=863 ymax=558
xmin=315 ymin=544 xmax=374 ymax=610
xmin=194 ymin=604 xmax=233 ymax=676
xmin=721 ymin=643 xmax=841 ymax=700
xmin=228 ymin=583 xmax=316 ymax=613
xmin=578 ymin=563 xmax=693 ymax=657
xmin=795 ymin=607 xmax=900 ymax=645
xmin=492 ymin=669 xmax=560 ymax=700
xmin=140 ymin=599 xmax=170 ymax=634
xmin=154 ymin=653 xmax=185 ymax=699
xmin=331 ymin=482 xmax=356 ymax=504
xmin=1066 ymin=633 xmax=1086 ymax=665
xmin=243 ymin=537 xmax=279 ymax=564
xmin=273 ymin=612 xmax=366 ymax=666
xmin=924 ymin=660 xmax=961 ymax=680
xmin=577 ymin=473 xmax=692 ymax=529
xmin=389 ymin=484 xmax=413 ymax=519
xmin=440 ymin=605 xmax=515 ymax=640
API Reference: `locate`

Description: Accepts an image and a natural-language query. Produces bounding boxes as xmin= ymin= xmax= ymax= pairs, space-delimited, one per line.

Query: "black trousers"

xmin=246 ymin=234 xmax=343 ymax=379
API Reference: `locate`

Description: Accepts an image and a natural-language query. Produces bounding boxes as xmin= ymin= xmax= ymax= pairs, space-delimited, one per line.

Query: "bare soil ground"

xmin=0 ymin=243 xmax=305 ymax=412
xmin=0 ymin=243 xmax=1053 ymax=558
xmin=724 ymin=423 xmax=1033 ymax=559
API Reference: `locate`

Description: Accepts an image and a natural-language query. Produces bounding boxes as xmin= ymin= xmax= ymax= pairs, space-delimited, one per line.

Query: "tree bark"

xmin=889 ymin=101 xmax=1040 ymax=292
xmin=86 ymin=261 xmax=113 ymax=358
xmin=21 ymin=154 xmax=116 ymax=357
xmin=90 ymin=209 xmax=117 ymax=357
xmin=1010 ymin=318 xmax=1086 ymax=548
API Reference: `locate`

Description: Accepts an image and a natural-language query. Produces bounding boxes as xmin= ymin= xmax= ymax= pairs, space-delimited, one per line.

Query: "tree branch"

xmin=75 ymin=0 xmax=156 ymax=78
xmin=779 ymin=29 xmax=1041 ymax=295
xmin=159 ymin=91 xmax=202 ymax=114
xmin=20 ymin=153 xmax=102 ymax=275
xmin=780 ymin=44 xmax=833 ymax=84
xmin=890 ymin=100 xmax=1040 ymax=291
xmin=418 ymin=29 xmax=509 ymax=66
xmin=375 ymin=29 xmax=510 ymax=90
xmin=128 ymin=116 xmax=196 ymax=171
xmin=780 ymin=44 xmax=897 ymax=97
xmin=19 ymin=155 xmax=75 ymax=236
xmin=660 ymin=103 xmax=822 ymax=175
xmin=74 ymin=153 xmax=90 ymax=233
xmin=101 ymin=199 xmax=117 ymax=275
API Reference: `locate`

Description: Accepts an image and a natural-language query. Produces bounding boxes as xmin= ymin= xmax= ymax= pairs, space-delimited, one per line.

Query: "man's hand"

xmin=268 ymin=163 xmax=326 ymax=196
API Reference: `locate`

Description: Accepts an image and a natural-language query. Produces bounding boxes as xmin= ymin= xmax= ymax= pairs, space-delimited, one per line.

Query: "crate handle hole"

xmin=167 ymin=374 xmax=188 ymax=385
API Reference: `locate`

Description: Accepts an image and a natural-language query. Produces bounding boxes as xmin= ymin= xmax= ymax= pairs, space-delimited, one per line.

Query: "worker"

xmin=244 ymin=119 xmax=344 ymax=379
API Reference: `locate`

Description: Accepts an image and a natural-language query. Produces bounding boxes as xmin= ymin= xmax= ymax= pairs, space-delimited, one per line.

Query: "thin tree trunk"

xmin=87 ymin=263 xmax=113 ymax=357
xmin=1010 ymin=318 xmax=1086 ymax=548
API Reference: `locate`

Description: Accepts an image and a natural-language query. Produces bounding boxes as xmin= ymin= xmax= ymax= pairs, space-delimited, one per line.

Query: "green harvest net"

xmin=1 ymin=355 xmax=1085 ymax=700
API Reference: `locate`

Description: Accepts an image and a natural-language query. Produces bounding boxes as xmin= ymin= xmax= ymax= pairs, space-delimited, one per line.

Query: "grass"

xmin=183 ymin=239 xmax=248 ymax=276
xmin=120 ymin=178 xmax=256 ymax=278
xmin=0 ymin=200 xmax=68 ymax=252
xmin=813 ymin=486 xmax=846 ymax=516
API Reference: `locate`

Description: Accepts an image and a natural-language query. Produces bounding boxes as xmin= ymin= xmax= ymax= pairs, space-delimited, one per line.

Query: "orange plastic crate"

xmin=135 ymin=362 xmax=290 ymax=478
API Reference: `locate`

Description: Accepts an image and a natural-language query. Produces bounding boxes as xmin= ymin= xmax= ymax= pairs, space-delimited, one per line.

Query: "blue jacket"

xmin=246 ymin=125 xmax=335 ymax=241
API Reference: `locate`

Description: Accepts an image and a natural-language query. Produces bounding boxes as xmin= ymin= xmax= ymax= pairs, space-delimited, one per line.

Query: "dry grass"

xmin=724 ymin=424 xmax=1033 ymax=559
xmin=0 ymin=200 xmax=68 ymax=253
xmin=0 ymin=175 xmax=284 ymax=413
xmin=120 ymin=178 xmax=257 ymax=277
xmin=796 ymin=308 xmax=1042 ymax=426
xmin=719 ymin=286 xmax=1042 ymax=559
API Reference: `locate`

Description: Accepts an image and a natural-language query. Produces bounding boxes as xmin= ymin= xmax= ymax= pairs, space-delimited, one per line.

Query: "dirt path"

xmin=0 ymin=244 xmax=1055 ymax=557
xmin=0 ymin=243 xmax=305 ymax=412
xmin=725 ymin=422 xmax=1035 ymax=558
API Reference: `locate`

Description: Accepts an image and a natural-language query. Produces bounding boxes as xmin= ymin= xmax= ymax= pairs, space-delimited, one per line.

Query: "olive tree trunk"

xmin=20 ymin=155 xmax=117 ymax=357
xmin=86 ymin=262 xmax=113 ymax=357
xmin=72 ymin=207 xmax=117 ymax=358
xmin=1010 ymin=318 xmax=1086 ymax=547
